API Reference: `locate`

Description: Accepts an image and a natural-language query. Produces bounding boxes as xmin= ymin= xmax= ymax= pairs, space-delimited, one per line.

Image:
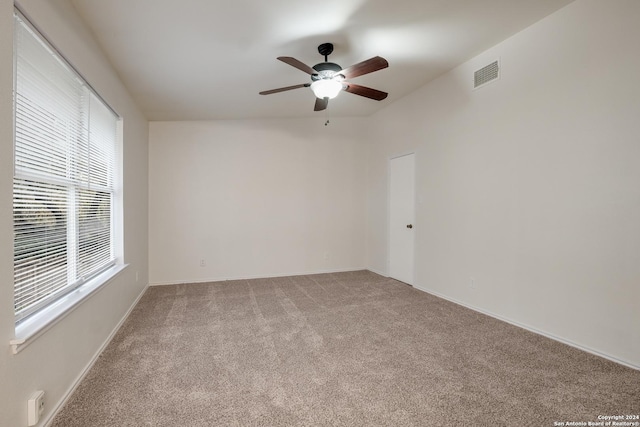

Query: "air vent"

xmin=474 ymin=60 xmax=499 ymax=89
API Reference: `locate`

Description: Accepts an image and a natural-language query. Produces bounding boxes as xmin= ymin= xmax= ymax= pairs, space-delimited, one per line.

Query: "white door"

xmin=389 ymin=153 xmax=415 ymax=285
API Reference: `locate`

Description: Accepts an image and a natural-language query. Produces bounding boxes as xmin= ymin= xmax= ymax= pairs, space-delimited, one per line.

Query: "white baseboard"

xmin=149 ymin=267 xmax=368 ymax=286
xmin=412 ymin=283 xmax=639 ymax=371
xmin=43 ymin=283 xmax=150 ymax=426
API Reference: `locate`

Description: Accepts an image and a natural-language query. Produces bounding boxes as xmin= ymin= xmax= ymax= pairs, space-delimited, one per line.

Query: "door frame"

xmin=387 ymin=151 xmax=417 ymax=285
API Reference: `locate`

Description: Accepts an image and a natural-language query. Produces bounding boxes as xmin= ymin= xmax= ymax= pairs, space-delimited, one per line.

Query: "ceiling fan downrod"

xmin=311 ymin=43 xmax=342 ymax=78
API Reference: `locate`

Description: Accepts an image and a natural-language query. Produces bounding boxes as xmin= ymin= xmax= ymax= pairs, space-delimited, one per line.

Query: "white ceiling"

xmin=70 ymin=0 xmax=574 ymax=121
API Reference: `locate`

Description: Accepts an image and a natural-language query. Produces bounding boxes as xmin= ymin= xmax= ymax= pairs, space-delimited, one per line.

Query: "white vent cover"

xmin=474 ymin=60 xmax=500 ymax=89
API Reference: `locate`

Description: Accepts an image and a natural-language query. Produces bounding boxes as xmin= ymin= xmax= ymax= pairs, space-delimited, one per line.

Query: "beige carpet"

xmin=52 ymin=271 xmax=639 ymax=426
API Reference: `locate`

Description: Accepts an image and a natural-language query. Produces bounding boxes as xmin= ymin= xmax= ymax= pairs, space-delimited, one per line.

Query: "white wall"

xmin=366 ymin=0 xmax=640 ymax=368
xmin=149 ymin=119 xmax=367 ymax=285
xmin=0 ymin=1 xmax=149 ymax=425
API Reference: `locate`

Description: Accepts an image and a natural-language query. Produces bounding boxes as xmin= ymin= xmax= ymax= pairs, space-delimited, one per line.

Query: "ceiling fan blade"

xmin=259 ymin=83 xmax=310 ymax=95
xmin=344 ymin=83 xmax=388 ymax=101
xmin=314 ymin=97 xmax=328 ymax=111
xmin=277 ymin=57 xmax=317 ymax=75
xmin=339 ymin=56 xmax=389 ymax=79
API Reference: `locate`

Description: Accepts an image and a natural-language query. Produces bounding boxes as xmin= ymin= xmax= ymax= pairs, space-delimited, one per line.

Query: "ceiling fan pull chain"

xmin=324 ymin=103 xmax=331 ymax=126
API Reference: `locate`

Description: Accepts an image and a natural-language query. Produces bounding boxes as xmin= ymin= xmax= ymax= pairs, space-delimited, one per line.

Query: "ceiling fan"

xmin=259 ymin=43 xmax=389 ymax=111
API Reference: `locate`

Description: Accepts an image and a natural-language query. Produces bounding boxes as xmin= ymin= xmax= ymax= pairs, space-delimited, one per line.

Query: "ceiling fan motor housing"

xmin=311 ymin=62 xmax=343 ymax=81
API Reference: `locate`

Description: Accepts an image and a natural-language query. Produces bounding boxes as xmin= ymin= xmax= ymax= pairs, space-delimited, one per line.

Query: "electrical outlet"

xmin=199 ymin=259 xmax=206 ymax=267
xmin=135 ymin=271 xmax=139 ymax=282
xmin=27 ymin=390 xmax=45 ymax=426
xmin=469 ymin=277 xmax=476 ymax=289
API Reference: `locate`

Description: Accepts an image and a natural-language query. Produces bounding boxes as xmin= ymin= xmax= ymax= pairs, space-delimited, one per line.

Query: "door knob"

xmin=406 ymin=224 xmax=413 ymax=229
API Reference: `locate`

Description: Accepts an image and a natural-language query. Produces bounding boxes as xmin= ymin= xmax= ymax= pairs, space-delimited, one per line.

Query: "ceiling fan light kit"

xmin=259 ymin=42 xmax=389 ymax=111
xmin=310 ymin=79 xmax=343 ymax=99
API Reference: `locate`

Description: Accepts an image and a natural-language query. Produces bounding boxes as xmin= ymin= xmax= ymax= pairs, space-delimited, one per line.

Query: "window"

xmin=13 ymin=11 xmax=121 ymax=326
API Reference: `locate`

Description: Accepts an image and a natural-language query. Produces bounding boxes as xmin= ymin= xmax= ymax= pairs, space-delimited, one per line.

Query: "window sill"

xmin=10 ymin=264 xmax=128 ymax=355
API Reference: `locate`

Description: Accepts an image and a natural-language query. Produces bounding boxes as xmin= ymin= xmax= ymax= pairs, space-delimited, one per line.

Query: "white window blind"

xmin=13 ymin=12 xmax=118 ymax=323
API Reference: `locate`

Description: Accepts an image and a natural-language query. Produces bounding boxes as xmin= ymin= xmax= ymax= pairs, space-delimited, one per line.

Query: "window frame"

xmin=11 ymin=7 xmax=126 ymax=353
